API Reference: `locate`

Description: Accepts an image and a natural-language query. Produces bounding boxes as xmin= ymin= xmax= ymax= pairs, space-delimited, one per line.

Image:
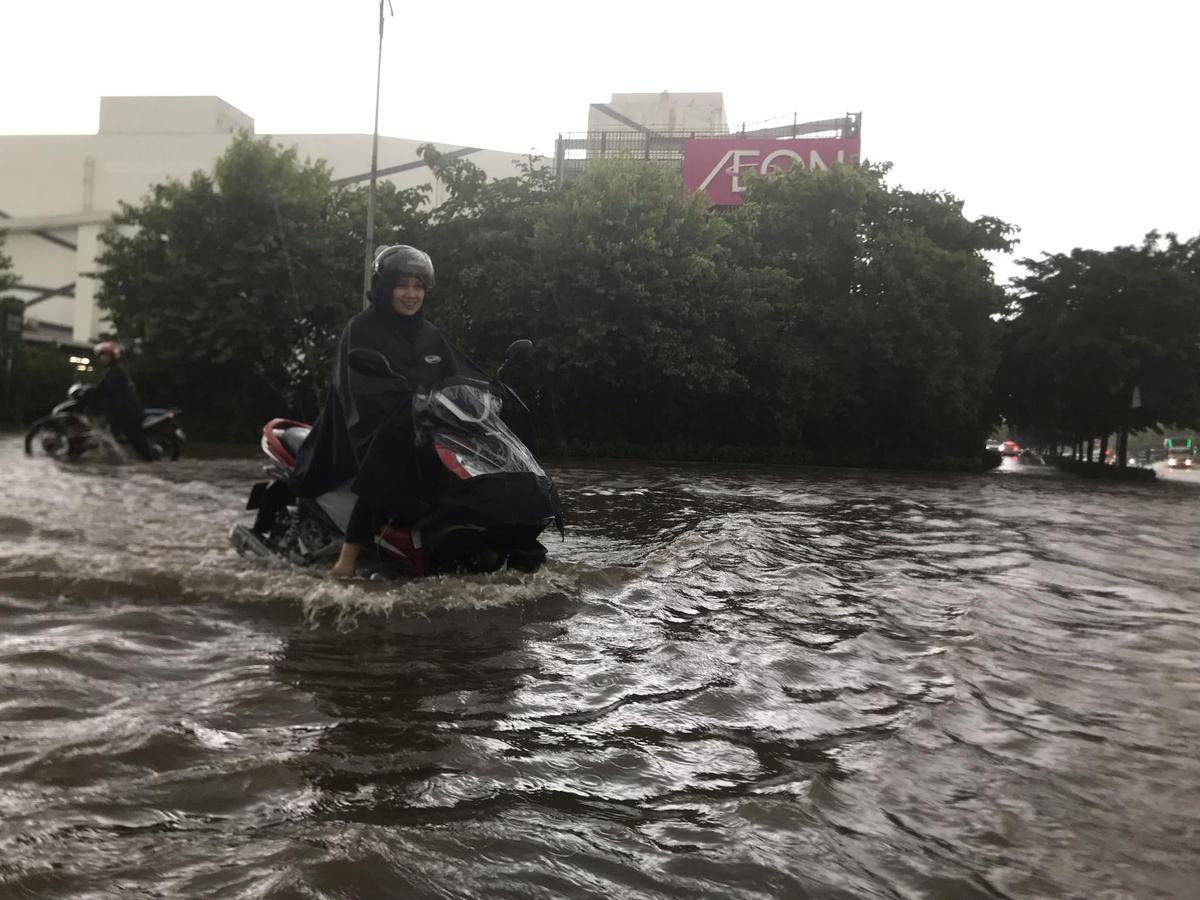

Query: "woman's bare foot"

xmin=332 ymin=542 xmax=363 ymax=578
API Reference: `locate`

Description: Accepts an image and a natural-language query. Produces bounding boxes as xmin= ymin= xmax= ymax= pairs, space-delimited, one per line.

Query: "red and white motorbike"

xmin=230 ymin=341 xmax=561 ymax=576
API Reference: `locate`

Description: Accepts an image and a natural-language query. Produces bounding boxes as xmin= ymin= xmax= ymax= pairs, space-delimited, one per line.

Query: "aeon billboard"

xmin=682 ymin=137 xmax=861 ymax=205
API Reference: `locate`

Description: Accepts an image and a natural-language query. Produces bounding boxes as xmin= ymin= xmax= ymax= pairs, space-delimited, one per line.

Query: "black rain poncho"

xmin=291 ymin=302 xmax=527 ymax=530
xmin=92 ymin=360 xmax=144 ymax=421
xmin=90 ymin=360 xmax=157 ymax=461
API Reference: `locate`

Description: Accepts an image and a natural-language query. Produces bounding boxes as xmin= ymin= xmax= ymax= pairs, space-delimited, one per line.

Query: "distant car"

xmin=999 ymin=440 xmax=1020 ymax=457
xmin=1164 ymin=437 xmax=1195 ymax=470
xmin=1166 ymin=453 xmax=1195 ymax=470
xmin=985 ymin=439 xmax=1002 ymax=451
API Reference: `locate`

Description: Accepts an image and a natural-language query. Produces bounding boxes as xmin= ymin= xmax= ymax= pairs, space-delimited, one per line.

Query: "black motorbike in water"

xmin=24 ymin=383 xmax=186 ymax=461
xmin=230 ymin=340 xmax=562 ymax=577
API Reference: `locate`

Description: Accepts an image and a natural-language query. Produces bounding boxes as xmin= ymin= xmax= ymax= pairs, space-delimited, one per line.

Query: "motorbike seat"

xmin=278 ymin=426 xmax=311 ymax=458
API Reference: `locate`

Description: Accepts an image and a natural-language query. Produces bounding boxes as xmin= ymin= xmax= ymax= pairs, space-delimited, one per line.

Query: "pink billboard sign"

xmin=682 ymin=137 xmax=861 ymax=205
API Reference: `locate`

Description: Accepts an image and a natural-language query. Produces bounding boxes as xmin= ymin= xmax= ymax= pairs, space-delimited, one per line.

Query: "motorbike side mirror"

xmin=496 ymin=339 xmax=533 ymax=382
xmin=348 ymin=348 xmax=405 ymax=384
xmin=504 ymin=339 xmax=534 ymax=365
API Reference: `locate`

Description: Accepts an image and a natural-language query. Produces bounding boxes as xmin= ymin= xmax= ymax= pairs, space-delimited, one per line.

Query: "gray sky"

xmin=3 ymin=0 xmax=1197 ymax=283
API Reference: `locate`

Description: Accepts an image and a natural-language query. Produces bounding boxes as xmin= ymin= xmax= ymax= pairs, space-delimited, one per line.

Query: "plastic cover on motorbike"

xmin=405 ymin=376 xmax=560 ymax=540
xmin=415 ymin=379 xmax=546 ymax=479
xmin=290 ymin=306 xmax=546 ymax=536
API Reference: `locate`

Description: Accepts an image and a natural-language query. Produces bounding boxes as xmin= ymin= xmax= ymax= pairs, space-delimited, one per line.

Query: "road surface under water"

xmin=1 ymin=438 xmax=1198 ymax=898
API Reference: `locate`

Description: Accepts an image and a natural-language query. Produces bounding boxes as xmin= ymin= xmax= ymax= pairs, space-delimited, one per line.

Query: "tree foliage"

xmin=413 ymin=144 xmax=555 ymax=366
xmin=724 ymin=163 xmax=1013 ymax=459
xmin=998 ymin=234 xmax=1200 ymax=461
xmin=97 ymin=138 xmax=1024 ymax=467
xmin=528 ymin=160 xmax=740 ymax=444
xmin=96 ymin=132 xmax=426 ymax=434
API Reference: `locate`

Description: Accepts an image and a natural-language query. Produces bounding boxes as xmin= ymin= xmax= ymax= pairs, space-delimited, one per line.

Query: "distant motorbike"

xmin=230 ymin=339 xmax=562 ymax=577
xmin=24 ymin=383 xmax=185 ymax=461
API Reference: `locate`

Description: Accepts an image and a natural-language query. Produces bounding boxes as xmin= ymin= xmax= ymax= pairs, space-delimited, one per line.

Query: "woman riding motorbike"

xmin=291 ymin=244 xmax=515 ymax=577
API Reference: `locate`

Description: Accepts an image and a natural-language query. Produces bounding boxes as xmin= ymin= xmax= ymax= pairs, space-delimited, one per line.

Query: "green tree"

xmin=1000 ymin=233 xmax=1200 ymax=465
xmin=414 ymin=144 xmax=557 ymax=370
xmin=91 ymin=134 xmax=1028 ymax=468
xmin=729 ymin=162 xmax=1013 ymax=460
xmin=528 ymin=159 xmax=740 ymax=445
xmin=96 ymin=132 xmax=427 ymax=438
xmin=410 ymin=152 xmax=740 ymax=447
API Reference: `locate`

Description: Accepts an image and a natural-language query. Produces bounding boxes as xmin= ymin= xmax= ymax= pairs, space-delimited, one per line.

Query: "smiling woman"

xmin=289 ymin=244 xmax=492 ymax=576
xmin=389 ymin=274 xmax=426 ymax=316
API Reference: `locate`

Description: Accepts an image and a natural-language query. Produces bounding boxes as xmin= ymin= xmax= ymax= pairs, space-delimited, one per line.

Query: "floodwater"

xmin=1 ymin=438 xmax=1198 ymax=899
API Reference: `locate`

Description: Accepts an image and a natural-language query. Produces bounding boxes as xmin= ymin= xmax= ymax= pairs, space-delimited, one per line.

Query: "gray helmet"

xmin=371 ymin=245 xmax=435 ymax=303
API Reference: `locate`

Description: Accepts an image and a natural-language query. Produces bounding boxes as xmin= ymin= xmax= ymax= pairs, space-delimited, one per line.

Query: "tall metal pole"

xmin=363 ymin=0 xmax=386 ymax=308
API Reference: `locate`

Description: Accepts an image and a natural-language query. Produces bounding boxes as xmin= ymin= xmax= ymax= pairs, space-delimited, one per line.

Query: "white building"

xmin=0 ymin=96 xmax=532 ymax=348
xmin=586 ymin=92 xmax=729 ymax=134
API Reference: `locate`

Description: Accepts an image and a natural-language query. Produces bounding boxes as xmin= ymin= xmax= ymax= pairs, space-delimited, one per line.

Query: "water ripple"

xmin=2 ymin=439 xmax=1199 ymax=897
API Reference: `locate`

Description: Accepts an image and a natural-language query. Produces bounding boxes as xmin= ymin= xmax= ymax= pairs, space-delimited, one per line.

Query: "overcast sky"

xmin=3 ymin=0 xmax=1197 ymax=283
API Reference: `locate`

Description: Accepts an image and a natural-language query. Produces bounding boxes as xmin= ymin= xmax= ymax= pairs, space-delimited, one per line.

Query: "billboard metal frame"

xmin=553 ymin=113 xmax=862 ymax=185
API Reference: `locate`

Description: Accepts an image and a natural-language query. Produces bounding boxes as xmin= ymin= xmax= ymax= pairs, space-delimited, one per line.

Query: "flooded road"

xmin=2 ymin=437 xmax=1198 ymax=898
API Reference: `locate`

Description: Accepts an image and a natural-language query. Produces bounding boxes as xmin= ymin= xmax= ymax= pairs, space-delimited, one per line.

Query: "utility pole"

xmin=363 ymin=0 xmax=392 ymax=308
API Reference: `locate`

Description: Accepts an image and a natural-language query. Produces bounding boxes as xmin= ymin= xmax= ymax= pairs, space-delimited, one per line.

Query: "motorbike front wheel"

xmin=25 ymin=421 xmax=81 ymax=460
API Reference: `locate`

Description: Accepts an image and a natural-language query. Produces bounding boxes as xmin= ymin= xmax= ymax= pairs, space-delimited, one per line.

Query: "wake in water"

xmin=0 ymin=438 xmax=629 ymax=624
